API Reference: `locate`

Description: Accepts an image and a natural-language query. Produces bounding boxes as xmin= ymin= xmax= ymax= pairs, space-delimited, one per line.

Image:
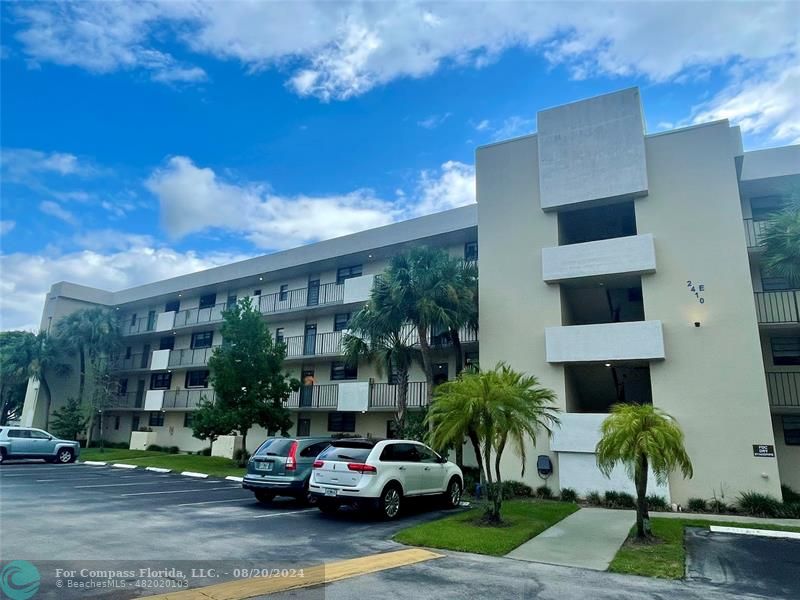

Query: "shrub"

xmin=738 ymin=491 xmax=781 ymax=518
xmin=708 ymin=498 xmax=728 ymax=514
xmin=617 ymin=492 xmax=636 ymax=509
xmin=233 ymin=448 xmax=251 ymax=467
xmin=646 ymin=494 xmax=669 ymax=511
xmin=461 ymin=466 xmax=481 ymax=497
xmin=535 ymin=485 xmax=553 ymax=499
xmin=146 ymin=444 xmax=163 ymax=452
xmin=604 ymin=490 xmax=620 ymax=506
xmin=504 ymin=481 xmax=533 ymax=499
xmin=167 ymin=446 xmax=180 ymax=454
xmin=778 ymin=502 xmax=800 ymax=519
xmin=687 ymin=497 xmax=707 ymax=512
xmin=560 ymin=487 xmax=578 ymax=503
xmin=782 ymin=484 xmax=800 ymax=504
xmin=585 ymin=490 xmax=601 ymax=506
xmin=199 ymin=446 xmax=212 ymax=456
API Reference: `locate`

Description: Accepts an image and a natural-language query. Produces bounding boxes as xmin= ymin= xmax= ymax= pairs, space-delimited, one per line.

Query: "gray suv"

xmin=0 ymin=427 xmax=81 ymax=464
xmin=243 ymin=437 xmax=332 ymax=504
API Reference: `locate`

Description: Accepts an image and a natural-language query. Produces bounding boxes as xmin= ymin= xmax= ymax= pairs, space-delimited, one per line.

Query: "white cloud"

xmin=474 ymin=119 xmax=490 ymax=132
xmin=2 ymin=148 xmax=91 ymax=182
xmin=0 ymin=221 xmax=15 ymax=235
xmin=145 ymin=155 xmax=475 ymax=249
xmin=0 ymin=239 xmax=251 ymax=331
xmin=417 ymin=112 xmax=452 ymax=129
xmin=39 ymin=200 xmax=78 ymax=225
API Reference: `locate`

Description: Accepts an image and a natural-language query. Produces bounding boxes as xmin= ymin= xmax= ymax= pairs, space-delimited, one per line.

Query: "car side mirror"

xmin=437 ymin=455 xmax=447 ymax=464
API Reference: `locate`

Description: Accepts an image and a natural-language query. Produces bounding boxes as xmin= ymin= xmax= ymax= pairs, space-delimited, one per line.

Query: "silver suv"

xmin=0 ymin=427 xmax=81 ymax=464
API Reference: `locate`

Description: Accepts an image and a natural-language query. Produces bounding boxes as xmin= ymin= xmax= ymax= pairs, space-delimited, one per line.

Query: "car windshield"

xmin=254 ymin=438 xmax=295 ymax=457
xmin=318 ymin=444 xmax=372 ymax=463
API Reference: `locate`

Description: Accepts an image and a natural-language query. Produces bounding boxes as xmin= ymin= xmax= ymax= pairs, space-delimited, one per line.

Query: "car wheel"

xmin=379 ymin=484 xmax=402 ymax=520
xmin=444 ymin=477 xmax=463 ymax=509
xmin=317 ymin=499 xmax=339 ymax=514
xmin=0 ymin=449 xmax=5 ymax=465
xmin=56 ymin=448 xmax=74 ymax=464
xmin=255 ymin=490 xmax=275 ymax=504
xmin=300 ymin=483 xmax=317 ymax=506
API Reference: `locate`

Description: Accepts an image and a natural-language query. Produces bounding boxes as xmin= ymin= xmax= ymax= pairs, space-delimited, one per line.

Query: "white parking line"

xmin=122 ymin=486 xmax=239 ymax=496
xmin=73 ymin=479 xmax=191 ymax=488
xmin=175 ymin=498 xmax=254 ymax=507
xmin=35 ymin=475 xmax=141 ymax=482
xmin=252 ymin=508 xmax=317 ymax=519
xmin=111 ymin=463 xmax=139 ymax=469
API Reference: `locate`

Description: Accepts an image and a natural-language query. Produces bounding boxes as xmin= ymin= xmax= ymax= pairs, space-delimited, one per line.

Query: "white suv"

xmin=309 ymin=438 xmax=463 ymax=519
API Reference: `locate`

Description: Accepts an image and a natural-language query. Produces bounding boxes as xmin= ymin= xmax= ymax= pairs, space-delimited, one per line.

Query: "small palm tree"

xmin=596 ymin=403 xmax=693 ymax=540
xmin=761 ymin=198 xmax=800 ymax=287
xmin=427 ymin=363 xmax=560 ymax=523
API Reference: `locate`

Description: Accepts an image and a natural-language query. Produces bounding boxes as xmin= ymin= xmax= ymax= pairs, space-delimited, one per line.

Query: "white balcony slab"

xmin=156 ymin=311 xmax=175 ymax=332
xmin=551 ymin=413 xmax=670 ymax=499
xmin=150 ymin=349 xmax=170 ymax=371
xmin=337 ymin=382 xmax=369 ymax=412
xmin=545 ymin=321 xmax=665 ymax=363
xmin=542 ymin=234 xmax=656 ymax=283
xmin=143 ymin=390 xmax=164 ymax=411
xmin=343 ymin=274 xmax=375 ymax=304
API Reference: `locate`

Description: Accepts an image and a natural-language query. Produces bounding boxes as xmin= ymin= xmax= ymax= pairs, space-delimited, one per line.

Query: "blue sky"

xmin=1 ymin=1 xmax=798 ymax=330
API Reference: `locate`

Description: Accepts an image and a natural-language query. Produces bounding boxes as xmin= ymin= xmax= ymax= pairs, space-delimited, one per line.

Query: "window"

xmin=318 ymin=442 xmax=372 ymax=462
xmin=7 ymin=429 xmax=28 ymax=438
xmin=279 ymin=284 xmax=289 ymax=301
xmin=784 ymin=416 xmax=800 ymax=446
xmin=300 ymin=441 xmax=331 ymax=457
xmin=331 ymin=361 xmax=357 ymax=381
xmin=327 ymin=412 xmax=356 ymax=432
xmin=772 ymin=337 xmax=800 ymax=365
xmin=184 ymin=413 xmax=194 ymax=428
xmin=416 ymin=444 xmax=440 ymax=463
xmin=29 ymin=429 xmax=50 ymax=439
xmin=199 ymin=293 xmax=217 ymax=309
xmin=762 ymin=269 xmax=792 ymax=291
xmin=336 ymin=265 xmax=362 ymax=285
xmin=159 ymin=336 xmax=175 ymax=351
xmin=227 ymin=294 xmax=237 ymax=308
xmin=191 ymin=331 xmax=214 ymax=349
xmin=130 ymin=313 xmax=137 ymax=326
xmin=465 ymin=352 xmax=479 ymax=369
xmin=140 ymin=344 xmax=151 ymax=369
xmin=333 ymin=313 xmax=351 ymax=332
xmin=114 ymin=416 xmax=120 ymax=431
xmin=464 ymin=241 xmax=478 ymax=262
xmin=119 ymin=379 xmax=128 ymax=395
xmin=185 ymin=370 xmax=210 ymax=388
xmin=149 ymin=412 xmax=164 ymax=427
xmin=165 ymin=299 xmax=180 ymax=313
xmin=380 ymin=443 xmax=418 ymax=462
xmin=150 ymin=372 xmax=172 ymax=390
xmin=253 ymin=289 xmax=261 ymax=296
xmin=132 ymin=415 xmax=140 ymax=432
xmin=275 ymin=328 xmax=284 ymax=344
xmin=147 ymin=310 xmax=157 ymax=330
xmin=751 ymin=196 xmax=788 ymax=221
xmin=296 ymin=418 xmax=311 ymax=437
xmin=125 ymin=346 xmax=132 ymax=359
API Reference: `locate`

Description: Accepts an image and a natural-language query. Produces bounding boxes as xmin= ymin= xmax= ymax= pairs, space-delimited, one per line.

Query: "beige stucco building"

xmin=22 ymin=87 xmax=799 ymax=503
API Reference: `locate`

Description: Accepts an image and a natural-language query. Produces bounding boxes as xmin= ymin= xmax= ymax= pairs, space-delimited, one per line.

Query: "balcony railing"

xmin=173 ymin=302 xmax=228 ymax=328
xmin=766 ymin=372 xmax=800 ymax=408
xmin=109 ymin=353 xmax=151 ymax=371
xmin=743 ymin=218 xmax=770 ymax=248
xmin=109 ymin=391 xmax=145 ymax=409
xmin=162 ymin=389 xmax=215 ymax=409
xmin=284 ymin=331 xmax=344 ymax=358
xmin=285 ymin=384 xmax=339 ymax=409
xmin=369 ymin=382 xmax=428 ymax=409
xmin=168 ymin=346 xmax=220 ymax=368
xmin=123 ymin=315 xmax=156 ymax=336
xmin=754 ymin=291 xmax=800 ymax=324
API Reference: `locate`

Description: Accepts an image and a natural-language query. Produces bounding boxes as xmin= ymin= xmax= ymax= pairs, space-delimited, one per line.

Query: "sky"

xmin=1 ymin=0 xmax=798 ymax=331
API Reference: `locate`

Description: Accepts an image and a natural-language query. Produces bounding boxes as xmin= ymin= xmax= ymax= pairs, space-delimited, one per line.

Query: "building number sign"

xmin=687 ymin=280 xmax=705 ymax=304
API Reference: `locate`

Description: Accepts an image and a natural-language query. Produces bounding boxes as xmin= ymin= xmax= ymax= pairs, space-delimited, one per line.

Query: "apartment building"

xmin=21 ymin=87 xmax=799 ymax=503
xmin=477 ymin=87 xmax=799 ymax=502
xmin=21 ymin=207 xmax=478 ymax=454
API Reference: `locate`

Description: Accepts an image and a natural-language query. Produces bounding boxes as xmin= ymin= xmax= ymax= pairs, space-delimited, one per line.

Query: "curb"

xmin=112 ymin=463 xmax=138 ymax=469
xmin=146 ymin=467 xmax=172 ymax=473
xmin=181 ymin=471 xmax=209 ymax=479
xmin=225 ymin=476 xmax=244 ymax=482
xmin=710 ymin=525 xmax=800 ymax=540
xmin=82 ymin=461 xmax=108 ymax=466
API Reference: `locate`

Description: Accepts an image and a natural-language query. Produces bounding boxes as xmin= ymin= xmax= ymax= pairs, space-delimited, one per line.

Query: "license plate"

xmin=255 ymin=461 xmax=273 ymax=472
xmin=324 ymin=488 xmax=338 ymax=497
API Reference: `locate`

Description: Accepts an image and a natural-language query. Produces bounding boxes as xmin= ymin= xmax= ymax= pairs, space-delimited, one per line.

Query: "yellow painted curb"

xmin=144 ymin=548 xmax=444 ymax=600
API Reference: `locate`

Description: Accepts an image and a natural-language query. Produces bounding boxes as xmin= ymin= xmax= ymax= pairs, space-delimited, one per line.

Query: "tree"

xmin=342 ymin=276 xmax=421 ymax=433
xmin=207 ymin=298 xmax=297 ymax=464
xmin=596 ymin=403 xmax=693 ymax=540
xmin=427 ymin=363 xmax=560 ymax=523
xmin=89 ymin=361 xmax=122 ymax=451
xmin=192 ymin=396 xmax=236 ymax=453
xmin=49 ymin=398 xmax=89 ymax=441
xmin=761 ymin=197 xmax=800 ymax=287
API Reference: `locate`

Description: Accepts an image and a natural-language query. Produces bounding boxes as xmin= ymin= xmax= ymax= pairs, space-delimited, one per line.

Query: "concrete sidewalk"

xmin=505 ymin=508 xmax=634 ymax=571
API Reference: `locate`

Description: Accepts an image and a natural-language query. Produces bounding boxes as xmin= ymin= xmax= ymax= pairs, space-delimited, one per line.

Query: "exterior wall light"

xmin=694 ymin=321 xmax=701 ymax=328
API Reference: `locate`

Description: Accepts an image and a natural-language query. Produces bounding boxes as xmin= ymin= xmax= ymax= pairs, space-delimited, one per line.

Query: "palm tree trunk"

xmin=635 ymin=453 xmax=651 ymax=539
xmin=78 ymin=344 xmax=86 ymax=403
xmin=450 ymin=328 xmax=464 ymax=375
xmin=396 ymin=368 xmax=409 ymax=434
xmin=416 ymin=324 xmax=434 ymax=407
xmin=41 ymin=376 xmax=52 ymax=429
xmin=482 ymin=439 xmax=500 ymax=523
xmin=467 ymin=428 xmax=484 ymax=494
xmin=493 ymin=436 xmax=506 ymax=519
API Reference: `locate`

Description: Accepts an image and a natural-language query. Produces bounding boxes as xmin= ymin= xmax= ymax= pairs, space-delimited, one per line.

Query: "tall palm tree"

xmin=427 ymin=363 xmax=560 ymax=522
xmin=596 ymin=403 xmax=693 ymax=540
xmin=441 ymin=256 xmax=479 ymax=375
xmin=761 ymin=197 xmax=800 ymax=287
xmin=342 ymin=276 xmax=421 ymax=432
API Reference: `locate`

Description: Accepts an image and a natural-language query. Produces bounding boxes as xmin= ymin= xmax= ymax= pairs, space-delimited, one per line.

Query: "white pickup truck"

xmin=0 ymin=426 xmax=81 ymax=464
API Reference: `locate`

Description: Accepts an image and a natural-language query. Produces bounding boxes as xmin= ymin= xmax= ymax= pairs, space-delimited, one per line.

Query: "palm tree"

xmin=427 ymin=363 xmax=560 ymax=523
xmin=596 ymin=403 xmax=693 ymax=540
xmin=761 ymin=197 xmax=800 ymax=287
xmin=441 ymin=257 xmax=479 ymax=375
xmin=342 ymin=276 xmax=421 ymax=432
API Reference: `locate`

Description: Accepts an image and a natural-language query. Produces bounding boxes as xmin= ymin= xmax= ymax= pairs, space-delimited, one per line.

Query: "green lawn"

xmin=609 ymin=517 xmax=800 ymax=579
xmin=80 ymin=449 xmax=245 ymax=478
xmin=394 ymin=500 xmax=579 ymax=556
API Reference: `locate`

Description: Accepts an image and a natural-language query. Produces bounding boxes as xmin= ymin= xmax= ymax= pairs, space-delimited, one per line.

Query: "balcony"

xmin=168 ymin=346 xmax=219 ymax=368
xmin=755 ymin=291 xmax=800 ymax=325
xmin=744 ymin=218 xmax=769 ymax=248
xmin=285 ymin=384 xmax=339 ymax=409
xmin=284 ymin=331 xmax=344 ymax=359
xmin=766 ymin=372 xmax=800 ymax=409
xmin=542 ymin=234 xmax=656 ymax=283
xmin=123 ymin=315 xmax=156 ymax=336
xmin=369 ymin=382 xmax=428 ymax=409
xmin=163 ymin=389 xmax=215 ymax=410
xmin=545 ymin=321 xmax=665 ymax=363
xmin=109 ymin=391 xmax=145 ymax=410
xmin=109 ymin=353 xmax=151 ymax=371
